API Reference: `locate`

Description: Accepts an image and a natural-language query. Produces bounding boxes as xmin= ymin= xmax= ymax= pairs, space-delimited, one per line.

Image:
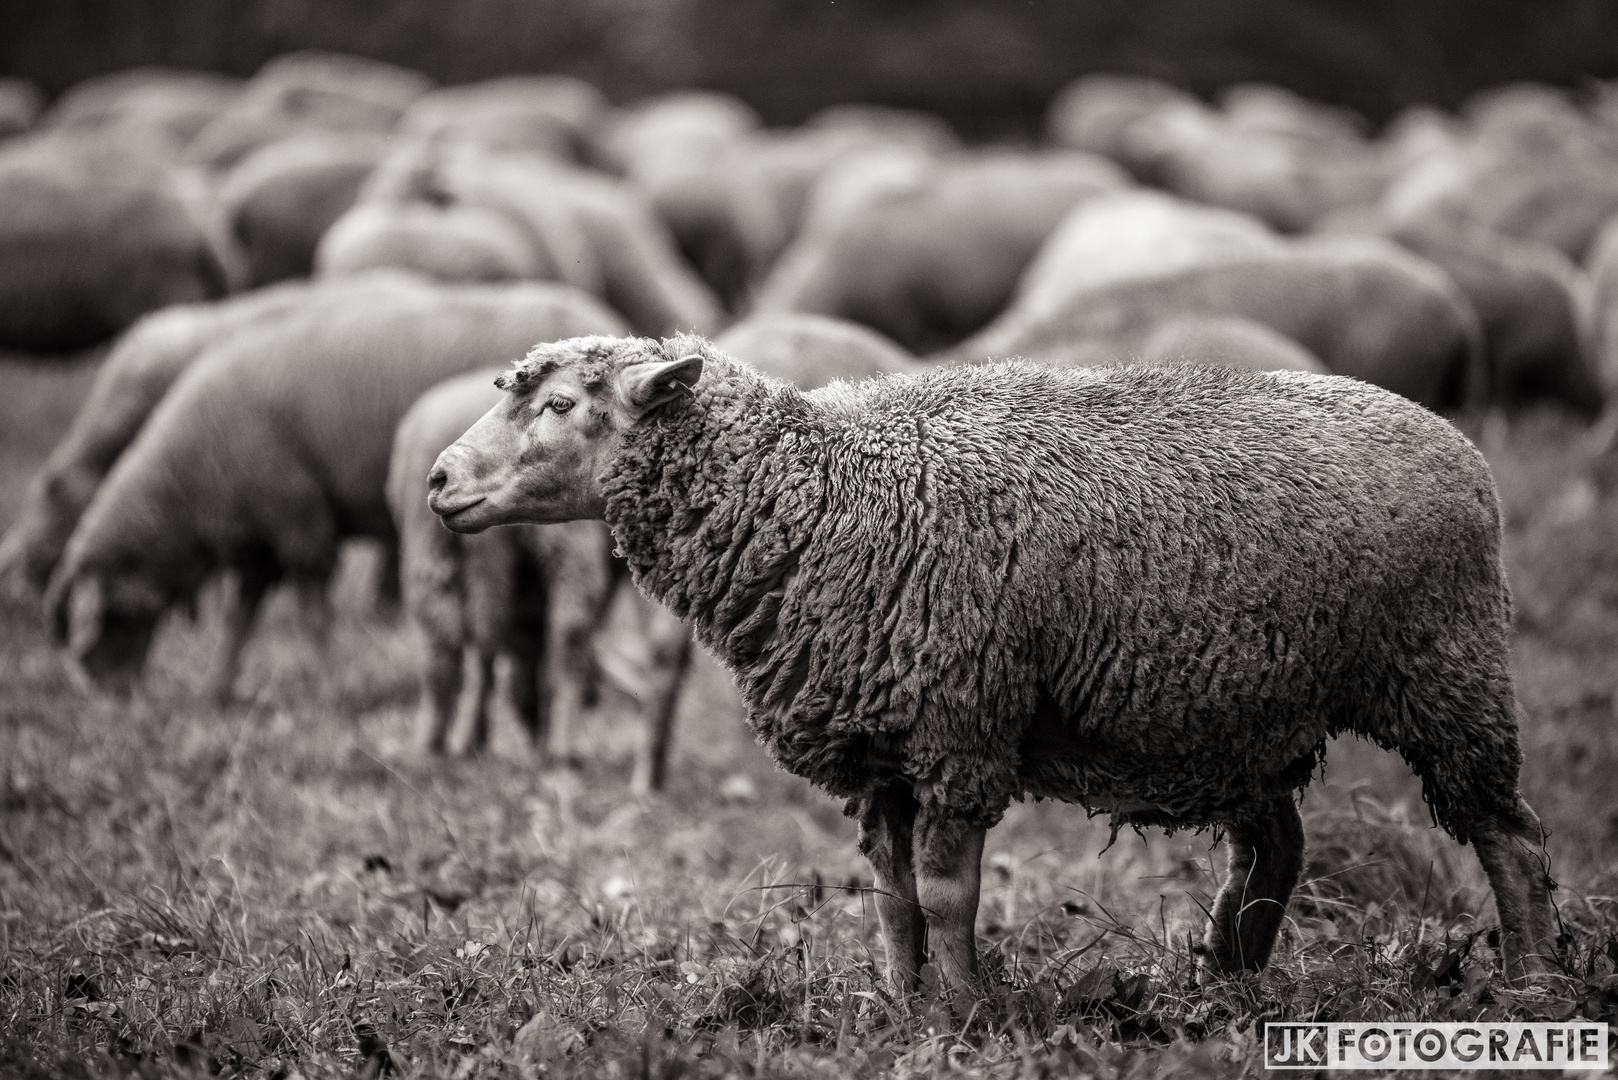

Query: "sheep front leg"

xmin=1199 ymin=795 xmax=1305 ymax=979
xmin=200 ymin=567 xmax=272 ymax=707
xmin=854 ymin=785 xmax=926 ymax=991
xmin=913 ymin=807 xmax=986 ymax=989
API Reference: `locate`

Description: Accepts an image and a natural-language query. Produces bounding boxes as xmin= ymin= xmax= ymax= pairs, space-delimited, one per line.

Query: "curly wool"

xmin=598 ymin=335 xmax=1524 ymax=839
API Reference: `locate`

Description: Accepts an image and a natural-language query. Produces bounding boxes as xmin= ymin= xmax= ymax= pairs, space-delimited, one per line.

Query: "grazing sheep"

xmin=41 ymin=68 xmax=243 ymax=152
xmin=44 ymin=275 xmax=623 ymax=703
xmin=399 ymin=75 xmax=608 ymax=162
xmin=388 ymin=370 xmax=691 ymax=793
xmin=219 ymin=131 xmax=392 ymax=286
xmin=184 ymin=51 xmax=432 ymax=171
xmin=0 ymin=281 xmax=315 ymax=597
xmin=753 ymin=149 xmax=1129 ymax=353
xmin=0 ymin=131 xmax=232 ymax=351
xmin=946 ymin=234 xmax=1485 ymax=411
xmin=1323 ymin=212 xmax=1604 ymax=415
xmin=0 ymin=78 xmax=44 ymax=139
xmin=426 ymin=332 xmax=1558 ymax=991
xmin=323 ymin=140 xmax=723 ymax=335
xmin=714 ymin=313 xmax=917 ymax=386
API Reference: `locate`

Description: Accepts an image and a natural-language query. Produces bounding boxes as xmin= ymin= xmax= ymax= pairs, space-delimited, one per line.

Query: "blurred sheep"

xmin=950 ymin=220 xmax=1484 ymax=410
xmin=601 ymin=94 xmax=957 ymax=309
xmin=713 ymin=312 xmax=918 ymax=385
xmin=184 ymin=51 xmax=432 ymax=171
xmin=219 ymin=130 xmax=393 ymax=286
xmin=1125 ymin=95 xmax=1392 ymax=232
xmin=317 ymin=139 xmax=723 ymax=335
xmin=1381 ymin=85 xmax=1618 ymax=262
xmin=0 ymin=130 xmax=235 ymax=351
xmin=0 ymin=77 xmax=45 ymax=139
xmin=1323 ymin=210 xmax=1604 ymax=414
xmin=400 ymin=75 xmax=608 ymax=162
xmin=754 ymin=148 xmax=1129 ymax=353
xmin=0 ymin=281 xmax=316 ymax=597
xmin=1044 ymin=73 xmax=1202 ymax=179
xmin=43 ymin=274 xmax=623 ymax=703
xmin=389 ymin=371 xmax=691 ymax=791
xmin=40 ymin=67 xmax=243 ymax=153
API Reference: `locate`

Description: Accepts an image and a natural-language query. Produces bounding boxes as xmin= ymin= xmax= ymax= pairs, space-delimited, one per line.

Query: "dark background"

xmin=4 ymin=0 xmax=1618 ymax=137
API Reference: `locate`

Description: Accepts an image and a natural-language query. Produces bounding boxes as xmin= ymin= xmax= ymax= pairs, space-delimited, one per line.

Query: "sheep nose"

xmin=427 ymin=464 xmax=448 ymax=495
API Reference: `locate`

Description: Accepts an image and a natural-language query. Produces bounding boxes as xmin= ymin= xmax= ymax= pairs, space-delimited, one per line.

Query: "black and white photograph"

xmin=1 ymin=2 xmax=1617 ymax=1076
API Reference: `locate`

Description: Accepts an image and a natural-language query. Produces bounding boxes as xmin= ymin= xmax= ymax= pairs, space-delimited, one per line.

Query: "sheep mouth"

xmin=434 ymin=496 xmax=486 ymax=523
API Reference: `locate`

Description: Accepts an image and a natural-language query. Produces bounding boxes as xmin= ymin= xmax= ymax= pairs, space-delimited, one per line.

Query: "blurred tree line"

xmin=4 ymin=0 xmax=1618 ymax=133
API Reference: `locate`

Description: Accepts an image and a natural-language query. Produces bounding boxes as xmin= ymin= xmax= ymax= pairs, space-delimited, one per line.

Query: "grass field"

xmin=1 ymin=354 xmax=1616 ymax=1078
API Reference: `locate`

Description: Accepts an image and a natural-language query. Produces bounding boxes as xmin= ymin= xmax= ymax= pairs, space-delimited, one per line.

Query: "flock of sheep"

xmin=0 ymin=50 xmax=1606 ymax=993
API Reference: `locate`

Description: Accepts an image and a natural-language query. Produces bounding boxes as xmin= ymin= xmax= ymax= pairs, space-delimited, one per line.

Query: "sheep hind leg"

xmin=853 ymin=785 xmax=927 ymax=993
xmin=1199 ymin=795 xmax=1305 ymax=981
xmin=1470 ymin=795 xmax=1558 ymax=984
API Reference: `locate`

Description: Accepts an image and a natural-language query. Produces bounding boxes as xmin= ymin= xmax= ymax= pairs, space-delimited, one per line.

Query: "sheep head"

xmin=428 ymin=333 xmax=704 ymax=532
xmin=42 ymin=565 xmax=167 ymax=696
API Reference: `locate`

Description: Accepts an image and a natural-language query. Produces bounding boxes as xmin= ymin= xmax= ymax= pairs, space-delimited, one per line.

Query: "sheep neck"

xmin=602 ymin=361 xmax=817 ymax=669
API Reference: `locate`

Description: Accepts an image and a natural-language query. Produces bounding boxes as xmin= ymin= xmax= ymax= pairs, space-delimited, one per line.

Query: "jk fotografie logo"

xmin=1264 ymin=1022 xmax=1609 ymax=1070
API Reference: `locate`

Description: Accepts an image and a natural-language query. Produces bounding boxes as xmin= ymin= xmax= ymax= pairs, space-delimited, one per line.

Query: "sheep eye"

xmin=546 ymin=397 xmax=574 ymax=415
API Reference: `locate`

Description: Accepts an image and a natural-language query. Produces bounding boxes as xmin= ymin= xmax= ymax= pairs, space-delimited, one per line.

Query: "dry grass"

xmin=2 ymin=357 xmax=1616 ymax=1079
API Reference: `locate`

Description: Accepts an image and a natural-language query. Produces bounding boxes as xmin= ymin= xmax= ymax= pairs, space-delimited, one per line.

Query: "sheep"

xmin=0 ymin=281 xmax=315 ymax=597
xmin=598 ymin=95 xmax=951 ymax=312
xmin=1123 ymin=97 xmax=1394 ymax=232
xmin=388 ymin=370 xmax=691 ymax=793
xmin=1321 ymin=211 xmax=1604 ymax=415
xmin=1379 ymin=95 xmax=1618 ymax=263
xmin=399 ymin=75 xmax=608 ymax=162
xmin=316 ymin=201 xmax=544 ymax=284
xmin=752 ymin=148 xmax=1130 ymax=354
xmin=183 ymin=51 xmax=432 ymax=171
xmin=943 ymin=233 xmax=1486 ymax=412
xmin=424 ymin=332 xmax=1559 ymax=992
xmin=1043 ymin=73 xmax=1203 ymax=180
xmin=713 ymin=313 xmax=918 ymax=386
xmin=44 ymin=274 xmax=624 ymax=703
xmin=1001 ymin=190 xmax=1284 ymax=330
xmin=219 ymin=131 xmax=393 ymax=286
xmin=0 ymin=130 xmax=233 ymax=351
xmin=40 ymin=67 xmax=243 ymax=153
xmin=321 ymin=139 xmax=723 ymax=336
xmin=591 ymin=91 xmax=762 ymax=301
xmin=0 ymin=77 xmax=44 ymax=139
xmin=1581 ymin=215 xmax=1618 ymax=395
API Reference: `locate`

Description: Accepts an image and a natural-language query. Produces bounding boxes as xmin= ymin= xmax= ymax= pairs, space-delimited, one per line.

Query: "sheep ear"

xmin=618 ymin=354 xmax=703 ymax=415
